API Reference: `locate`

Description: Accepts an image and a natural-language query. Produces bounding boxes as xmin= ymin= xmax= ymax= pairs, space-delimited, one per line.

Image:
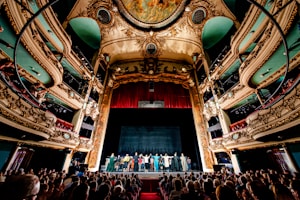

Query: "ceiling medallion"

xmin=114 ymin=0 xmax=189 ymax=29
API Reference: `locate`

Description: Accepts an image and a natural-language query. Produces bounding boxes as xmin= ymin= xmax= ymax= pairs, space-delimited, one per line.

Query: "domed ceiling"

xmin=114 ymin=0 xmax=188 ymax=29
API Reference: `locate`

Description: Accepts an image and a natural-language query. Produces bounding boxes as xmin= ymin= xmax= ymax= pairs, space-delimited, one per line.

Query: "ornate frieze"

xmin=210 ymin=83 xmax=300 ymax=150
xmin=0 ymin=79 xmax=82 ymax=148
xmin=203 ymin=100 xmax=219 ymax=121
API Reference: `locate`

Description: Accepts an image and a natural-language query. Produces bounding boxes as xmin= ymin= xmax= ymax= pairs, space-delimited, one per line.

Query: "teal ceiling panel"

xmin=202 ymin=16 xmax=234 ymax=49
xmin=69 ymin=17 xmax=101 ymax=49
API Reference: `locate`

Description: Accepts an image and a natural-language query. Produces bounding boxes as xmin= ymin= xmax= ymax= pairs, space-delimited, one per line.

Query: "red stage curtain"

xmin=110 ymin=82 xmax=192 ymax=108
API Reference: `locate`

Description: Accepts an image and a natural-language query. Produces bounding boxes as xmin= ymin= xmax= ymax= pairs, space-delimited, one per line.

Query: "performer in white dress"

xmin=180 ymin=153 xmax=188 ymax=172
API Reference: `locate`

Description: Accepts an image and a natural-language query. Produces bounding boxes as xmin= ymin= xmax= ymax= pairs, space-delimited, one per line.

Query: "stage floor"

xmin=106 ymin=171 xmax=197 ymax=179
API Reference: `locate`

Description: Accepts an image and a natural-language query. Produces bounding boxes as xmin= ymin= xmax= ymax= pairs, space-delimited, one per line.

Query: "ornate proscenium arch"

xmin=114 ymin=0 xmax=189 ymax=29
xmin=13 ymin=0 xmax=60 ymax=108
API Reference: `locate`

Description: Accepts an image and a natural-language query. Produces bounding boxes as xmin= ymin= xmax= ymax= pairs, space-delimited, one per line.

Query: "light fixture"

xmin=103 ymin=53 xmax=110 ymax=62
xmin=148 ymin=69 xmax=154 ymax=75
xmin=31 ymin=67 xmax=41 ymax=76
xmin=260 ymin=68 xmax=271 ymax=77
xmin=69 ymin=91 xmax=74 ymax=98
xmin=185 ymin=7 xmax=191 ymax=12
xmin=0 ymin=26 xmax=4 ymax=32
xmin=192 ymin=53 xmax=200 ymax=63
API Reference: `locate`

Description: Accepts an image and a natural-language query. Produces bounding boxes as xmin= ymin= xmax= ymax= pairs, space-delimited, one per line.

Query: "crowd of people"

xmin=159 ymin=168 xmax=300 ymax=200
xmin=0 ymin=168 xmax=143 ymax=200
xmin=1 ymin=165 xmax=300 ymax=200
xmin=105 ymin=152 xmax=192 ymax=172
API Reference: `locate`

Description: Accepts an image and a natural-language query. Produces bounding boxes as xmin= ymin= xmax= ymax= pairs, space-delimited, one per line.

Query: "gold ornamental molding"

xmin=246 ymin=83 xmax=300 ymax=138
xmin=37 ymin=0 xmax=73 ymax=55
xmin=230 ymin=0 xmax=268 ymax=54
xmin=50 ymin=84 xmax=84 ymax=110
xmin=239 ymin=1 xmax=298 ymax=88
xmin=4 ymin=1 xmax=63 ymax=86
xmin=218 ymin=84 xmax=252 ymax=110
xmin=210 ymin=83 xmax=300 ymax=151
xmin=256 ymin=49 xmax=300 ymax=90
xmin=0 ymin=79 xmax=81 ymax=148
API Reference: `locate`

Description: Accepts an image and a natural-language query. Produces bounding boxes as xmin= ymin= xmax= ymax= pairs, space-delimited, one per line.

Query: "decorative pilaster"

xmin=87 ymin=84 xmax=113 ymax=171
xmin=190 ymin=86 xmax=214 ymax=172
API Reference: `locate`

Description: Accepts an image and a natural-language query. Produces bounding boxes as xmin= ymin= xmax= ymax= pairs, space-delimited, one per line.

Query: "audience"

xmin=1 ymin=166 xmax=300 ymax=200
xmin=1 ymin=174 xmax=40 ymax=200
xmin=0 ymin=167 xmax=143 ymax=200
xmin=159 ymin=168 xmax=300 ymax=200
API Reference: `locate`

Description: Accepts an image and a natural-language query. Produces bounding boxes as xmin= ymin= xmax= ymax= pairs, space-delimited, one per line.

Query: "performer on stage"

xmin=187 ymin=156 xmax=192 ymax=171
xmin=106 ymin=153 xmax=115 ymax=172
xmin=138 ymin=154 xmax=143 ymax=172
xmin=162 ymin=153 xmax=172 ymax=172
xmin=143 ymin=154 xmax=150 ymax=172
xmin=133 ymin=152 xmax=139 ymax=172
xmin=171 ymin=152 xmax=181 ymax=171
xmin=180 ymin=153 xmax=188 ymax=172
xmin=150 ymin=154 xmax=154 ymax=171
xmin=123 ymin=154 xmax=130 ymax=172
xmin=153 ymin=153 xmax=160 ymax=172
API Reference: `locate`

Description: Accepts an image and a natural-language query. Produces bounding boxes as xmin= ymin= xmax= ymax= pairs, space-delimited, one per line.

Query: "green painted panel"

xmin=251 ymin=22 xmax=300 ymax=85
xmin=220 ymin=59 xmax=240 ymax=80
xmin=231 ymin=93 xmax=257 ymax=109
xmin=202 ymin=16 xmax=234 ymax=49
xmin=29 ymin=0 xmax=64 ymax=51
xmin=69 ymin=17 xmax=101 ymax=49
xmin=245 ymin=42 xmax=257 ymax=53
xmin=238 ymin=0 xmax=273 ymax=51
xmin=45 ymin=93 xmax=72 ymax=109
xmin=60 ymin=57 xmax=82 ymax=79
xmin=0 ymin=16 xmax=52 ymax=84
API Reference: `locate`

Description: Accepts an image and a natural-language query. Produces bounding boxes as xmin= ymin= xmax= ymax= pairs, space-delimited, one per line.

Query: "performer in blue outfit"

xmin=153 ymin=153 xmax=160 ymax=172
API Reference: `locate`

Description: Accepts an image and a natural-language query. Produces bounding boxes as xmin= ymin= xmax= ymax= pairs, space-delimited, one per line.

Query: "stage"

xmin=104 ymin=171 xmax=198 ymax=179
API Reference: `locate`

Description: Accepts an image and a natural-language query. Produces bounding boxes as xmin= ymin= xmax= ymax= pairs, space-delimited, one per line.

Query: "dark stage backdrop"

xmin=101 ymin=108 xmax=202 ymax=170
xmin=118 ymin=126 xmax=182 ymax=155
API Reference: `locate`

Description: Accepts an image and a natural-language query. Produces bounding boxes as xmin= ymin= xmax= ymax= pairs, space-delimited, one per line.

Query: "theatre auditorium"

xmin=0 ymin=0 xmax=300 ymax=180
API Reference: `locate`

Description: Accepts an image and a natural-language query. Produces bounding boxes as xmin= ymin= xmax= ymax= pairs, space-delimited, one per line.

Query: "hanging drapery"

xmin=110 ymin=82 xmax=192 ymax=108
xmin=9 ymin=147 xmax=34 ymax=171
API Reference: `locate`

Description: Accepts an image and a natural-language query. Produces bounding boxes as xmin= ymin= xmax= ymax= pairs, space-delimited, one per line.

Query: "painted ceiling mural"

xmin=116 ymin=0 xmax=187 ymax=29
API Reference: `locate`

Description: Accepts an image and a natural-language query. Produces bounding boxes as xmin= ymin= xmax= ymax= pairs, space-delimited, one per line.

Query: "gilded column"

xmin=87 ymin=83 xmax=113 ymax=171
xmin=190 ymin=86 xmax=214 ymax=172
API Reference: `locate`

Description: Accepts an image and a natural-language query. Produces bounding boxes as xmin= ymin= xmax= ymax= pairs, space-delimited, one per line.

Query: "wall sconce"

xmin=0 ymin=26 xmax=4 ymax=32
